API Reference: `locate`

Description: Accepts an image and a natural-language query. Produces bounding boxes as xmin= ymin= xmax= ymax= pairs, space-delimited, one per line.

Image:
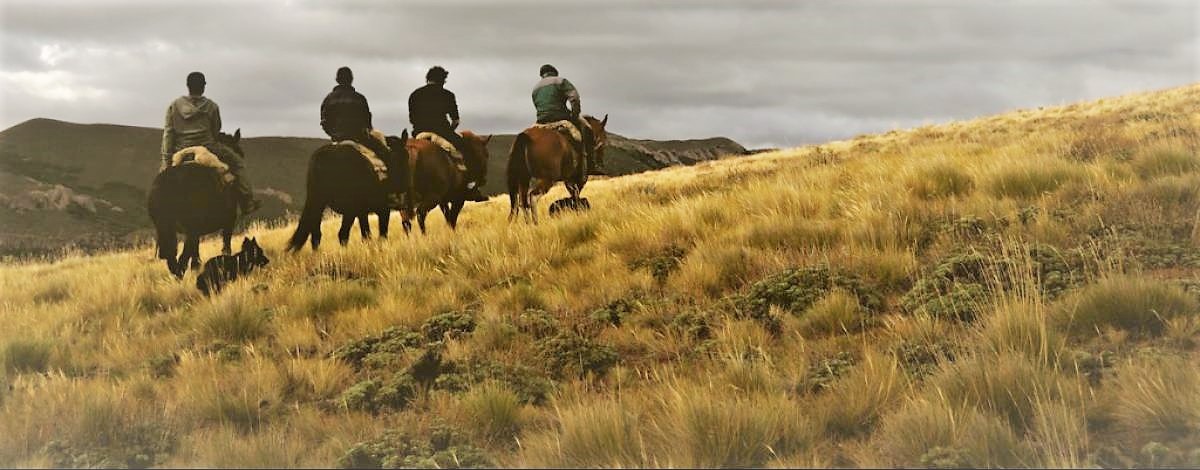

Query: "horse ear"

xmin=601 ymin=114 xmax=608 ymax=127
xmin=401 ymin=129 xmax=408 ymax=140
xmin=233 ymin=128 xmax=242 ymax=141
xmin=484 ymin=134 xmax=493 ymax=145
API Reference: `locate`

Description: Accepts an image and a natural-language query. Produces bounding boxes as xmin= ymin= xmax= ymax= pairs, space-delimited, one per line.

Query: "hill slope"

xmin=2 ymin=84 xmax=1200 ymax=467
xmin=0 ymin=119 xmax=745 ymax=256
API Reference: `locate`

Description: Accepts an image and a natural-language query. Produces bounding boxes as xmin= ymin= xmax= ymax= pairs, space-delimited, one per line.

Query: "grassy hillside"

xmin=0 ymin=119 xmax=744 ymax=257
xmin=2 ymin=84 xmax=1200 ymax=467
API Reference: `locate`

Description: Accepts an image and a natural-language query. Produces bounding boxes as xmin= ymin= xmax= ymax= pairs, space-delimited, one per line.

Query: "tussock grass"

xmin=1056 ymin=276 xmax=1198 ymax=338
xmin=906 ymin=161 xmax=975 ymax=200
xmin=4 ymin=84 xmax=1200 ymax=466
xmin=1110 ymin=355 xmax=1200 ymax=443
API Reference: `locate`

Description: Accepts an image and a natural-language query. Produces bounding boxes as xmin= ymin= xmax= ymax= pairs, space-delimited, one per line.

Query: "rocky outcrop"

xmin=609 ymin=136 xmax=747 ymax=169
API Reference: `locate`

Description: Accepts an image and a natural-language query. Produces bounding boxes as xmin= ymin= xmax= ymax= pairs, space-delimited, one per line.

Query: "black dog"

xmin=196 ymin=237 xmax=270 ymax=296
xmin=548 ymin=197 xmax=591 ymax=216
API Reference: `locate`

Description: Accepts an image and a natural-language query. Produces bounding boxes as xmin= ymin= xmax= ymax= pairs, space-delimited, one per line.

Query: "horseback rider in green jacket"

xmin=532 ymin=64 xmax=603 ymax=175
xmin=161 ymin=72 xmax=261 ymax=214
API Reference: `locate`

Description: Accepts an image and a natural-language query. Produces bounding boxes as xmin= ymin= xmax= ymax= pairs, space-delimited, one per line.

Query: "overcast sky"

xmin=0 ymin=0 xmax=1197 ymax=149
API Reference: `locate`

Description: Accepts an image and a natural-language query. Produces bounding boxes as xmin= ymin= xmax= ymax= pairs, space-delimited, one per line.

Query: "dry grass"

xmin=3 ymin=83 xmax=1200 ymax=466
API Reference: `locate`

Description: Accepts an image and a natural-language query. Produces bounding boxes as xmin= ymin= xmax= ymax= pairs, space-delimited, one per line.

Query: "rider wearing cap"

xmin=531 ymin=64 xmax=603 ymax=175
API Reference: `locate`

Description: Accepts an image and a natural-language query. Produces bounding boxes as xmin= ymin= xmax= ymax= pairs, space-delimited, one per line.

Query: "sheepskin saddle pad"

xmin=335 ymin=129 xmax=391 ymax=181
xmin=170 ymin=146 xmax=235 ymax=183
xmin=414 ymin=132 xmax=467 ymax=171
xmin=532 ymin=120 xmax=582 ymax=143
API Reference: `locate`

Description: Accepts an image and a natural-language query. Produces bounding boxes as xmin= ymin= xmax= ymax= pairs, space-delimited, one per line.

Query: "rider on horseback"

xmin=532 ymin=64 xmax=604 ymax=175
xmin=408 ymin=66 xmax=488 ymax=202
xmin=161 ymin=71 xmax=261 ymax=214
xmin=320 ymin=66 xmax=395 ymax=171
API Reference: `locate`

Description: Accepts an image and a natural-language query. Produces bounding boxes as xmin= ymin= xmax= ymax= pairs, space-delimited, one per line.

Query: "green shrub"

xmin=907 ymin=162 xmax=975 ymax=199
xmin=337 ymin=427 xmax=492 ymax=469
xmin=339 ymin=374 xmax=418 ymax=413
xmin=740 ymin=265 xmax=880 ymax=333
xmin=589 ymin=296 xmax=641 ymax=327
xmin=421 ymin=311 xmax=477 ymax=341
xmin=516 ymin=309 xmax=559 ymax=339
xmin=630 ymin=245 xmax=688 ymax=286
xmin=535 ymin=333 xmax=619 ymax=380
xmin=1056 ymin=276 xmax=1198 ymax=337
xmin=331 ymin=327 xmax=424 ymax=370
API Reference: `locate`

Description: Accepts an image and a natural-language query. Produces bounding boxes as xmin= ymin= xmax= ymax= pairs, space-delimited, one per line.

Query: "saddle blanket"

xmin=335 ymin=140 xmax=389 ymax=181
xmin=414 ymin=132 xmax=467 ymax=171
xmin=170 ymin=146 xmax=235 ymax=183
xmin=533 ymin=120 xmax=582 ymax=142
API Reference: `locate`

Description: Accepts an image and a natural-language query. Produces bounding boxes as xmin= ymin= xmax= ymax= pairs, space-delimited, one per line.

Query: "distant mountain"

xmin=0 ymin=118 xmax=746 ymax=257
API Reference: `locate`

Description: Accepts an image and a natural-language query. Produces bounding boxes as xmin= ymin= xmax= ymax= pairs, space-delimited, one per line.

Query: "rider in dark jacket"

xmin=408 ymin=66 xmax=487 ymax=202
xmin=320 ymin=67 xmax=392 ymax=166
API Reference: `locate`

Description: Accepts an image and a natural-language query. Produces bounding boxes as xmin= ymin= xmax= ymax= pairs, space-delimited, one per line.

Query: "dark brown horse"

xmin=148 ymin=130 xmax=245 ymax=278
xmin=399 ymin=130 xmax=492 ymax=234
xmin=507 ymin=115 xmax=608 ymax=223
xmin=286 ymin=133 xmax=406 ymax=251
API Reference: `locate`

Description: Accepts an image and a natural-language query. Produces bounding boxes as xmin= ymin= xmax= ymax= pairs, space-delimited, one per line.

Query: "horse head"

xmin=460 ymin=131 xmax=493 ymax=176
xmin=217 ymin=128 xmax=245 ymax=158
xmin=583 ymin=114 xmax=608 ymax=161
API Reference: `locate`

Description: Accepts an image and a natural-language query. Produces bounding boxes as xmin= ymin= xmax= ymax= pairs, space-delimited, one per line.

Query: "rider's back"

xmin=166 ymin=96 xmax=221 ymax=150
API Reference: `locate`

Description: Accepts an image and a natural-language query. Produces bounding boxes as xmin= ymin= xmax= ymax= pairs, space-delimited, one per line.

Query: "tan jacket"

xmin=161 ymin=95 xmax=222 ymax=162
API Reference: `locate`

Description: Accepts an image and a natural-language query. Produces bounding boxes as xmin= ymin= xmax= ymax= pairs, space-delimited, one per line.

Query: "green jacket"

xmin=161 ymin=95 xmax=222 ymax=162
xmin=531 ymin=75 xmax=580 ymax=123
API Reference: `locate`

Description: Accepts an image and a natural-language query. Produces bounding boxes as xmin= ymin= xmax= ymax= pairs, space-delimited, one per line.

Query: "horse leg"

xmin=338 ymin=214 xmax=355 ymax=246
xmin=377 ymin=209 xmax=390 ymax=239
xmin=446 ymin=200 xmax=464 ymax=230
xmin=438 ymin=202 xmax=453 ymax=230
xmin=358 ymin=214 xmax=371 ymax=240
xmin=288 ymin=197 xmax=326 ymax=252
xmin=529 ymin=178 xmax=554 ymax=224
xmin=221 ymin=229 xmax=233 ymax=256
xmin=417 ymin=203 xmax=437 ymax=235
xmin=181 ymin=236 xmax=201 ymax=272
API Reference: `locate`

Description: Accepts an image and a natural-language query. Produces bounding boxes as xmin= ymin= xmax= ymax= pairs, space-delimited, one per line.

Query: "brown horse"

xmin=399 ymin=130 xmax=492 ymax=234
xmin=507 ymin=115 xmax=608 ymax=223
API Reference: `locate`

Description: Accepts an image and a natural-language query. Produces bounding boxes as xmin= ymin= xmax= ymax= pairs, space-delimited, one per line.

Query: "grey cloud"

xmin=1 ymin=0 xmax=1197 ymax=149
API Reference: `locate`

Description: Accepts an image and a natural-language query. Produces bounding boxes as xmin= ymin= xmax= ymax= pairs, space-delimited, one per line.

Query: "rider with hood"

xmin=531 ymin=64 xmax=603 ymax=175
xmin=408 ymin=66 xmax=488 ymax=202
xmin=161 ymin=71 xmax=261 ymax=214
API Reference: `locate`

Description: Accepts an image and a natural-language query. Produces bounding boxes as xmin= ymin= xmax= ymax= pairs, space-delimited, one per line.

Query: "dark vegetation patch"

xmin=901 ymin=244 xmax=1084 ymax=321
xmin=337 ymin=426 xmax=492 ymax=469
xmin=421 ymin=311 xmax=477 ymax=341
xmin=796 ymin=352 xmax=856 ymax=395
xmin=739 ymin=265 xmax=881 ymax=334
xmin=534 ymin=333 xmax=619 ymax=380
xmin=629 ymin=245 xmax=688 ymax=286
xmin=331 ymin=327 xmax=424 ymax=370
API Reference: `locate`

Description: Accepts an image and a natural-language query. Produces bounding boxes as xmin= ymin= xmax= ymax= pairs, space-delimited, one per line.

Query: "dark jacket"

xmin=320 ymin=84 xmax=372 ymax=139
xmin=408 ymin=83 xmax=459 ymax=133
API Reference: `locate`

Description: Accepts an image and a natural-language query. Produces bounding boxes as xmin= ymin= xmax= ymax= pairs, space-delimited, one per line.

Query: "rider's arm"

xmin=320 ymin=95 xmax=331 ymax=135
xmin=448 ymin=90 xmax=460 ymax=130
xmin=360 ymin=93 xmax=373 ymax=130
xmin=160 ymin=103 xmax=175 ymax=166
xmin=210 ymin=102 xmax=223 ymax=136
xmin=561 ymin=79 xmax=581 ymax=118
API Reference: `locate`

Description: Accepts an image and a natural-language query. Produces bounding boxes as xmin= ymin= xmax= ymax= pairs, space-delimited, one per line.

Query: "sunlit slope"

xmin=2 ymin=83 xmax=1200 ymax=467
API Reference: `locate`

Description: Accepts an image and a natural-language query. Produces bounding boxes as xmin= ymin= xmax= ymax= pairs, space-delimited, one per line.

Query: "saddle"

xmin=533 ymin=120 xmax=583 ymax=143
xmin=170 ymin=146 xmax=235 ymax=183
xmin=414 ymin=132 xmax=467 ymax=171
xmin=334 ymin=129 xmax=390 ymax=181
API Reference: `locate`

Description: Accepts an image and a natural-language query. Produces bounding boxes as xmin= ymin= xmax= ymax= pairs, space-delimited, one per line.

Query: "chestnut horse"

xmin=507 ymin=114 xmax=608 ymax=223
xmin=399 ymin=130 xmax=492 ymax=234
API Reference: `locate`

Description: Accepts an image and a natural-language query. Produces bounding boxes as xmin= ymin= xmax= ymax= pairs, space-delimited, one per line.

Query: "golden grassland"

xmin=4 ymin=84 xmax=1200 ymax=467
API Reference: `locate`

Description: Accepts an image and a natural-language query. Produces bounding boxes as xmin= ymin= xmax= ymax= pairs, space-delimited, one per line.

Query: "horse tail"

xmin=287 ymin=148 xmax=329 ymax=251
xmin=507 ymin=132 xmax=531 ymax=210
